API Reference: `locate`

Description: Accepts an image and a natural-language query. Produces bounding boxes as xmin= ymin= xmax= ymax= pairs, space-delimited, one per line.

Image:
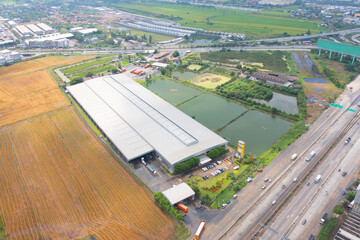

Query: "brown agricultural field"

xmin=0 ymin=107 xmax=175 ymax=240
xmin=0 ymin=55 xmax=93 ymax=126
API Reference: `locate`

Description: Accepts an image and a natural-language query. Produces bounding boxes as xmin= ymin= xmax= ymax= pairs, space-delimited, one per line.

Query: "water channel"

xmin=145 ymin=77 xmax=292 ymax=156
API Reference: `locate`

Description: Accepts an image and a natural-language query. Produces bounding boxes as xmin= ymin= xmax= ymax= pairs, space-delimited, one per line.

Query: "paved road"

xmin=198 ymin=76 xmax=360 ymax=240
xmin=351 ymin=34 xmax=360 ymax=45
xmin=19 ymin=45 xmax=315 ymax=56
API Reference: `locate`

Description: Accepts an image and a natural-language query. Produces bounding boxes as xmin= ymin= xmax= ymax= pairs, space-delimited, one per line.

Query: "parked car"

xmin=272 ymin=200 xmax=276 ymax=205
xmin=233 ymin=194 xmax=238 ymax=199
xmin=262 ymin=185 xmax=266 ymax=189
xmin=264 ymin=178 xmax=269 ymax=182
xmin=307 ymin=182 xmax=310 ymax=186
xmin=187 ymin=174 xmax=193 ymax=178
xmin=302 ymin=219 xmax=307 ymax=225
xmin=323 ymin=191 xmax=328 ymax=196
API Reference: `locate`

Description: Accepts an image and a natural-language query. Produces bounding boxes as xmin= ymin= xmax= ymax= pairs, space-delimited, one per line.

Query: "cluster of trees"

xmin=70 ymin=77 xmax=83 ymax=86
xmin=207 ymin=146 xmax=228 ymax=159
xmin=160 ymin=65 xmax=175 ymax=77
xmin=174 ymin=157 xmax=200 ymax=174
xmin=217 ymin=81 xmax=273 ymax=101
xmin=154 ymin=193 xmax=183 ymax=221
xmin=322 ymin=66 xmax=344 ymax=88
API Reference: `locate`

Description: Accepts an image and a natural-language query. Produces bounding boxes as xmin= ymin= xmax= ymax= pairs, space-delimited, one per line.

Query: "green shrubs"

xmin=174 ymin=157 xmax=200 ymax=174
xmin=346 ymin=192 xmax=355 ymax=202
xmin=207 ymin=146 xmax=228 ymax=159
xmin=317 ymin=216 xmax=336 ymax=240
xmin=154 ymin=192 xmax=183 ymax=220
xmin=333 ymin=205 xmax=344 ymax=214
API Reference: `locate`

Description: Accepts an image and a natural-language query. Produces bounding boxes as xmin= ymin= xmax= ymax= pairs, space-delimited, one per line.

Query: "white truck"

xmin=305 ymin=151 xmax=315 ymax=162
xmin=291 ymin=153 xmax=298 ymax=160
xmin=314 ymin=175 xmax=322 ymax=183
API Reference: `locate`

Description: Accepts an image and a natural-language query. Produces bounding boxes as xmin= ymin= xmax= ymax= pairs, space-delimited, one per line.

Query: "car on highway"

xmin=262 ymin=185 xmax=266 ymax=189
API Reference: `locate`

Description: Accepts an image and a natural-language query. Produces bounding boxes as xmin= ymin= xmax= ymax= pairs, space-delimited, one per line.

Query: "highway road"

xmin=198 ymin=76 xmax=360 ymax=240
xmin=259 ymin=79 xmax=360 ymax=240
xmin=19 ymin=45 xmax=315 ymax=56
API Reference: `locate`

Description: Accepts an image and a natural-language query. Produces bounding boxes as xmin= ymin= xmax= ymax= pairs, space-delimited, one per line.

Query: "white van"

xmin=291 ymin=153 xmax=297 ymax=160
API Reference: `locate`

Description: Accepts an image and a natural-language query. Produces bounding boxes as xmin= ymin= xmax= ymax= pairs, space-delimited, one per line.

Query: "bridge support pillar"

xmin=352 ymin=56 xmax=356 ymax=64
xmin=329 ymin=51 xmax=332 ymax=59
xmin=318 ymin=49 xmax=321 ymax=56
xmin=340 ymin=53 xmax=343 ymax=62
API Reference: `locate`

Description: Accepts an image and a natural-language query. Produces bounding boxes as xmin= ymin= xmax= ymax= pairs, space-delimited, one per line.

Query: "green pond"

xmin=146 ymin=77 xmax=292 ymax=156
xmin=172 ymin=71 xmax=199 ymax=80
xmin=218 ymin=110 xmax=292 ymax=156
xmin=146 ymin=77 xmax=201 ymax=105
xmin=178 ymin=94 xmax=247 ymax=130
xmin=254 ymin=92 xmax=299 ymax=114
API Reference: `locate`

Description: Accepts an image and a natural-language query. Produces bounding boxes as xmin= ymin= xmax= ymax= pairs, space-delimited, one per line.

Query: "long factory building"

xmin=67 ymin=75 xmax=227 ymax=172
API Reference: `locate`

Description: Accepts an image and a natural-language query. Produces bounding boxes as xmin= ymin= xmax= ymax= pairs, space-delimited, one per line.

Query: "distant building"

xmin=250 ymin=71 xmax=298 ymax=86
xmin=77 ymin=28 xmax=98 ymax=35
xmin=15 ymin=25 xmax=33 ymax=38
xmin=0 ymin=49 xmax=22 ymax=65
xmin=152 ymin=62 xmax=168 ymax=69
xmin=154 ymin=51 xmax=170 ymax=59
xmin=24 ymin=33 xmax=73 ymax=48
xmin=26 ymin=24 xmax=44 ymax=35
xmin=36 ymin=23 xmax=54 ymax=34
xmin=7 ymin=20 xmax=16 ymax=28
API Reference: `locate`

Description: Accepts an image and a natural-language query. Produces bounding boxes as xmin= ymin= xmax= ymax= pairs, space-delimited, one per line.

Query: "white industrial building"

xmin=162 ymin=183 xmax=195 ymax=205
xmin=77 ymin=28 xmax=98 ymax=35
xmin=0 ymin=49 xmax=21 ymax=65
xmin=26 ymin=24 xmax=44 ymax=35
xmin=36 ymin=23 xmax=54 ymax=34
xmin=16 ymin=25 xmax=33 ymax=37
xmin=24 ymin=33 xmax=73 ymax=48
xmin=67 ymin=75 xmax=227 ymax=172
xmin=7 ymin=20 xmax=16 ymax=28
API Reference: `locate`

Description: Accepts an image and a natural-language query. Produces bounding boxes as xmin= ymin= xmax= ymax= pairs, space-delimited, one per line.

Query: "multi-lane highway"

xmin=198 ymin=76 xmax=360 ymax=240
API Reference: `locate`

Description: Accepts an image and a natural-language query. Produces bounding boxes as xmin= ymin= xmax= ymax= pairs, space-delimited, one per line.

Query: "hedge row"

xmin=154 ymin=192 xmax=183 ymax=220
xmin=174 ymin=157 xmax=200 ymax=174
xmin=207 ymin=146 xmax=228 ymax=159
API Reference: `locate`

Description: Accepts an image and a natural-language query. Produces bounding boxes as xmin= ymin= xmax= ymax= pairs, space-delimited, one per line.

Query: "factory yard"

xmin=0 ymin=56 xmax=175 ymax=239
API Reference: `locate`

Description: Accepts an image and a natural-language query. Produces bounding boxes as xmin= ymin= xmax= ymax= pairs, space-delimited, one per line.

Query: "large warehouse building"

xmin=67 ymin=75 xmax=227 ymax=172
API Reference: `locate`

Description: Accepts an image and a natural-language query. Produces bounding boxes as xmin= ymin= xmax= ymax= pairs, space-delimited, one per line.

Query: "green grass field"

xmin=188 ymin=64 xmax=202 ymax=71
xmin=130 ymin=30 xmax=174 ymax=42
xmin=191 ymin=73 xmax=231 ymax=89
xmin=62 ymin=57 xmax=113 ymax=74
xmin=201 ymin=50 xmax=289 ymax=72
xmin=114 ymin=2 xmax=324 ymax=39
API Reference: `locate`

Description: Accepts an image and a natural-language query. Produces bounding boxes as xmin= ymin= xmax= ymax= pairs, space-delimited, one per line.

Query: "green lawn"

xmin=62 ymin=56 xmax=113 ymax=74
xmin=114 ymin=2 xmax=324 ymax=39
xmin=129 ymin=30 xmax=174 ymax=42
xmin=201 ymin=50 xmax=289 ymax=72
xmin=188 ymin=64 xmax=202 ymax=71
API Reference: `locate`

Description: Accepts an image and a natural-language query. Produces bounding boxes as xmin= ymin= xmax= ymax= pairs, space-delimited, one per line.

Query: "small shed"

xmin=162 ymin=183 xmax=195 ymax=205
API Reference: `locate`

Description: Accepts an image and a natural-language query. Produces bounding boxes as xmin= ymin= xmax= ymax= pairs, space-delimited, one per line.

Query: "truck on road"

xmin=320 ymin=213 xmax=328 ymax=224
xmin=306 ymin=151 xmax=316 ymax=162
xmin=195 ymin=220 xmax=205 ymax=238
xmin=315 ymin=175 xmax=322 ymax=183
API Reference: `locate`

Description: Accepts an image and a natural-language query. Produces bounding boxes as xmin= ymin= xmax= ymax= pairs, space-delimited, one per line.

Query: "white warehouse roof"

xmin=67 ymin=75 xmax=227 ymax=170
xmin=162 ymin=183 xmax=195 ymax=205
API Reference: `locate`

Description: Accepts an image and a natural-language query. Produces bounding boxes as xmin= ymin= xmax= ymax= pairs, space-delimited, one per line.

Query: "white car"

xmin=323 ymin=191 xmax=328 ymax=196
xmin=272 ymin=200 xmax=276 ymax=205
xmin=262 ymin=185 xmax=266 ymax=189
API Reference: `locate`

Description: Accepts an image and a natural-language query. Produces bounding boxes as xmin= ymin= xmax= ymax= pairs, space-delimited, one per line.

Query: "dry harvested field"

xmin=0 ymin=107 xmax=175 ymax=240
xmin=0 ymin=55 xmax=92 ymax=126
